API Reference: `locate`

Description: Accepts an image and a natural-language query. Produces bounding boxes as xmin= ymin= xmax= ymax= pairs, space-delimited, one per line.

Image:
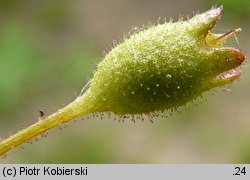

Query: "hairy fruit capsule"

xmin=81 ymin=6 xmax=245 ymax=115
xmin=0 ymin=6 xmax=246 ymax=156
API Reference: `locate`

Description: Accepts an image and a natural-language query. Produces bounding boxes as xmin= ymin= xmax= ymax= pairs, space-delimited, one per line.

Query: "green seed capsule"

xmin=0 ymin=6 xmax=246 ymax=156
xmin=81 ymin=6 xmax=245 ymax=115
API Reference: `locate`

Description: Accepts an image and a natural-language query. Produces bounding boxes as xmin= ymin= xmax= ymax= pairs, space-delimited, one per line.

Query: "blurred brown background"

xmin=0 ymin=0 xmax=249 ymax=163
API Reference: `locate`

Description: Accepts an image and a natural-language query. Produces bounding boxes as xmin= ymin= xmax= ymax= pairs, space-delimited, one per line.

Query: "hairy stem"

xmin=0 ymin=93 xmax=93 ymax=156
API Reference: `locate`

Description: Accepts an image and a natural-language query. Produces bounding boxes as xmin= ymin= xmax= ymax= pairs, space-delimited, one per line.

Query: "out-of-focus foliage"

xmin=34 ymin=1 xmax=71 ymax=31
xmin=0 ymin=24 xmax=40 ymax=115
xmin=238 ymin=142 xmax=250 ymax=163
xmin=208 ymin=0 xmax=250 ymax=20
xmin=0 ymin=0 xmax=22 ymax=9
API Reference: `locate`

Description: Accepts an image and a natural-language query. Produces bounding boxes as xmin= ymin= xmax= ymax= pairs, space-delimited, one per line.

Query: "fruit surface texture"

xmin=85 ymin=6 xmax=245 ymax=115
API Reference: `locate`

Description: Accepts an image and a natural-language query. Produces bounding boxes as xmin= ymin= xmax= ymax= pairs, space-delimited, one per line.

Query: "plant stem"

xmin=0 ymin=93 xmax=94 ymax=156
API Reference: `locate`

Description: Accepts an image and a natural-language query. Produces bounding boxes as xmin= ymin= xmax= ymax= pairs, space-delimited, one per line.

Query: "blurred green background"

xmin=0 ymin=0 xmax=249 ymax=163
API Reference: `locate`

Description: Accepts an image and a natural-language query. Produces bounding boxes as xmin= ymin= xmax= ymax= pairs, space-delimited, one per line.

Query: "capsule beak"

xmin=232 ymin=48 xmax=245 ymax=65
xmin=194 ymin=6 xmax=247 ymax=88
xmin=189 ymin=6 xmax=223 ymax=37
